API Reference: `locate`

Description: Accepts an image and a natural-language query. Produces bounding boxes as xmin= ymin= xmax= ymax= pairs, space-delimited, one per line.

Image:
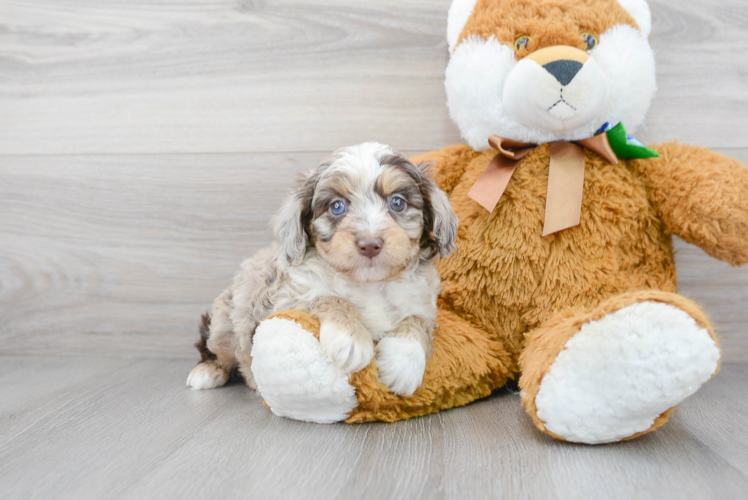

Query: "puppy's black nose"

xmin=357 ymin=237 xmax=383 ymax=259
xmin=543 ymin=60 xmax=583 ymax=86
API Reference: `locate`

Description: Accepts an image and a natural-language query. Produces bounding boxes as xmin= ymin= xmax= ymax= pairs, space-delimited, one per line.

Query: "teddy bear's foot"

xmin=251 ymin=311 xmax=358 ymax=424
xmin=520 ymin=291 xmax=720 ymax=444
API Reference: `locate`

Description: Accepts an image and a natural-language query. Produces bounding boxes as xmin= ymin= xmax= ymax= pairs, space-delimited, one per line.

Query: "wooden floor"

xmin=2 ymin=0 xmax=748 ymax=498
xmin=1 ymin=357 xmax=747 ymax=500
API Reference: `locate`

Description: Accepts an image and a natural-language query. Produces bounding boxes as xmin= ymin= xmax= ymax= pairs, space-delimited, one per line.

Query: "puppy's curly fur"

xmin=187 ymin=142 xmax=458 ymax=396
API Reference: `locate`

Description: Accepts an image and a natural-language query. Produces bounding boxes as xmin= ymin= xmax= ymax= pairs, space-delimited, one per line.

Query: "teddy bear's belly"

xmin=436 ymin=150 xmax=678 ymax=361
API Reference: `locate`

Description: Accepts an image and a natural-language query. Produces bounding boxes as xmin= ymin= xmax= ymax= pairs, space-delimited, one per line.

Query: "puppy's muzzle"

xmin=357 ymin=237 xmax=383 ymax=259
xmin=526 ymin=46 xmax=590 ymax=87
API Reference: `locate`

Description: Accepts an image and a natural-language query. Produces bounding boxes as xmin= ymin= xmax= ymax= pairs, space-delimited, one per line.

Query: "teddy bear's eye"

xmin=515 ymin=36 xmax=531 ymax=51
xmin=582 ymin=33 xmax=598 ymax=51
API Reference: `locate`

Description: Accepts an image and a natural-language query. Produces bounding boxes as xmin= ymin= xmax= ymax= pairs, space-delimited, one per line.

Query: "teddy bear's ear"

xmin=447 ymin=0 xmax=479 ymax=53
xmin=617 ymin=0 xmax=652 ymax=38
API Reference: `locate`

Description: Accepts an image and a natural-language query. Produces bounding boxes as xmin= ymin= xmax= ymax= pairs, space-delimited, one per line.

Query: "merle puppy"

xmin=187 ymin=143 xmax=458 ymax=396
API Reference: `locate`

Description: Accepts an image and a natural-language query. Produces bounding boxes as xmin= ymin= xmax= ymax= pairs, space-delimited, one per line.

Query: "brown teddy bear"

xmin=248 ymin=0 xmax=748 ymax=444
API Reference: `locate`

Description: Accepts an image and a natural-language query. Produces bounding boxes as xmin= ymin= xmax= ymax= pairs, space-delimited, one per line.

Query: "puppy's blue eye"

xmin=389 ymin=196 xmax=407 ymax=213
xmin=330 ymin=200 xmax=347 ymax=216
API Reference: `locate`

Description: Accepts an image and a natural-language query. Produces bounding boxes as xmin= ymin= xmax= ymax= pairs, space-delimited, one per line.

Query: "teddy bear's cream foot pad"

xmin=252 ymin=317 xmax=358 ymax=424
xmin=534 ymin=301 xmax=720 ymax=444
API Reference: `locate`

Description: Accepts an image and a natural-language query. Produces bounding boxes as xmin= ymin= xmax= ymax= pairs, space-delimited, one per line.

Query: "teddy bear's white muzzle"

xmin=504 ymin=55 xmax=608 ymax=133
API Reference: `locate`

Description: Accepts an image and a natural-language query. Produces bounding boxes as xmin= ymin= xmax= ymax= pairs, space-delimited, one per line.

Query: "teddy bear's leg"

xmin=519 ymin=290 xmax=721 ymax=444
xmin=252 ymin=308 xmax=514 ymax=424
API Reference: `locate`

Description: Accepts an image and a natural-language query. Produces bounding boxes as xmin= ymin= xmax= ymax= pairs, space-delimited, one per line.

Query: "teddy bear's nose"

xmin=543 ymin=60 xmax=584 ymax=86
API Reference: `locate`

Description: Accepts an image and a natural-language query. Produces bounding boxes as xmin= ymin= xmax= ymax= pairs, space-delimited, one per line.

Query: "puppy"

xmin=186 ymin=142 xmax=458 ymax=396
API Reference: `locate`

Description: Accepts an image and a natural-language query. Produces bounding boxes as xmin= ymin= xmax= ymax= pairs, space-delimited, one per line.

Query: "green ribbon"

xmin=605 ymin=122 xmax=660 ymax=160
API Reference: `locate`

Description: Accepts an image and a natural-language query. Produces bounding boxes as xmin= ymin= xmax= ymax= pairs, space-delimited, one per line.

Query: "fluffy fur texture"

xmin=447 ymin=0 xmax=652 ymax=46
xmin=186 ymin=313 xmax=234 ymax=390
xmin=617 ymin=0 xmax=652 ymax=37
xmin=519 ymin=290 xmax=722 ymax=441
xmin=247 ymin=0 xmax=748 ymax=443
xmin=252 ymin=315 xmax=359 ymax=423
xmin=187 ymin=143 xmax=458 ymax=397
xmin=447 ymin=0 xmax=480 ymax=53
xmin=533 ymin=301 xmax=719 ymax=444
xmin=445 ymin=0 xmax=655 ymax=149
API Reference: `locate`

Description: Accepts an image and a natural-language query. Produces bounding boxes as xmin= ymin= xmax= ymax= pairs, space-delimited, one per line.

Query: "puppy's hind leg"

xmin=236 ymin=352 xmax=258 ymax=391
xmin=187 ymin=312 xmax=235 ymax=390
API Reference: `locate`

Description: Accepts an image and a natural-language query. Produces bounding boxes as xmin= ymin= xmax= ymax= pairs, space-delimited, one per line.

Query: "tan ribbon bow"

xmin=467 ymin=134 xmax=619 ymax=236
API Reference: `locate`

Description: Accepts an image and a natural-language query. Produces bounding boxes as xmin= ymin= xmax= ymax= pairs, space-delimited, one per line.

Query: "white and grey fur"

xmin=187 ymin=142 xmax=458 ymax=397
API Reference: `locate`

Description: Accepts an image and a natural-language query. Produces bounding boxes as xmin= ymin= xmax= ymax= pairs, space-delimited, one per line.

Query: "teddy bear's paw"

xmin=319 ymin=322 xmax=374 ymax=374
xmin=533 ymin=301 xmax=720 ymax=444
xmin=375 ymin=337 xmax=427 ymax=397
xmin=251 ymin=317 xmax=358 ymax=424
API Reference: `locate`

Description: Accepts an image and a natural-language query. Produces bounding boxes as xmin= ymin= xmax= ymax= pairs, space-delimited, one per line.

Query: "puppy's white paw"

xmin=375 ymin=337 xmax=427 ymax=397
xmin=320 ymin=322 xmax=374 ymax=374
xmin=186 ymin=362 xmax=229 ymax=390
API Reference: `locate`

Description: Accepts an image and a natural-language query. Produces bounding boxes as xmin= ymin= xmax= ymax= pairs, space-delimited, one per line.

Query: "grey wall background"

xmin=1 ymin=0 xmax=747 ymax=361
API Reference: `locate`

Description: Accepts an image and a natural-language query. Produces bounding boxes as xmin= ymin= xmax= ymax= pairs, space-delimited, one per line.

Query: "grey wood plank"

xmin=0 ymin=0 xmax=458 ymax=155
xmin=642 ymin=0 xmax=748 ymax=147
xmin=2 ymin=150 xmax=747 ymax=361
xmin=1 ymin=0 xmax=746 ymax=155
xmin=676 ymin=362 xmax=748 ymax=475
xmin=0 ymin=356 xmax=747 ymax=500
xmin=0 ymin=356 xmax=140 ymax=444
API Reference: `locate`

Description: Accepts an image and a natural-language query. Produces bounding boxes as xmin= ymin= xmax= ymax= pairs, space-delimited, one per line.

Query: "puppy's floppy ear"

xmin=272 ymin=156 xmax=333 ymax=264
xmin=272 ymin=178 xmax=313 ymax=265
xmin=418 ymin=162 xmax=458 ymax=258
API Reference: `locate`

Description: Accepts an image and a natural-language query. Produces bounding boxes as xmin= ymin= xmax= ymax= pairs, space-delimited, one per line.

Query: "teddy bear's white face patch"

xmin=445 ymin=24 xmax=656 ymax=150
xmin=503 ymin=49 xmax=609 ymax=134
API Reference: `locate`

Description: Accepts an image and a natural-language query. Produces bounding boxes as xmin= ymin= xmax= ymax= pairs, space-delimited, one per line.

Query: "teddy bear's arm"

xmin=411 ymin=144 xmax=479 ymax=195
xmin=637 ymin=142 xmax=748 ymax=266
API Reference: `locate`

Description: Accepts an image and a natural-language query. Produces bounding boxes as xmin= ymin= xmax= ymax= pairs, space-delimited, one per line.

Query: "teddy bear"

xmin=248 ymin=0 xmax=748 ymax=444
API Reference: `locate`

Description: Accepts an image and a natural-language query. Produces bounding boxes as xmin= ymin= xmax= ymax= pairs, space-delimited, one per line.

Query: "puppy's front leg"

xmin=376 ymin=316 xmax=434 ymax=397
xmin=311 ymin=297 xmax=374 ymax=374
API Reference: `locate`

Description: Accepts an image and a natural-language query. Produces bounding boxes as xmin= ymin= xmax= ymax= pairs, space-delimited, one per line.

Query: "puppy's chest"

xmin=281 ymin=257 xmax=439 ymax=339
xmin=337 ymin=282 xmax=435 ymax=340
